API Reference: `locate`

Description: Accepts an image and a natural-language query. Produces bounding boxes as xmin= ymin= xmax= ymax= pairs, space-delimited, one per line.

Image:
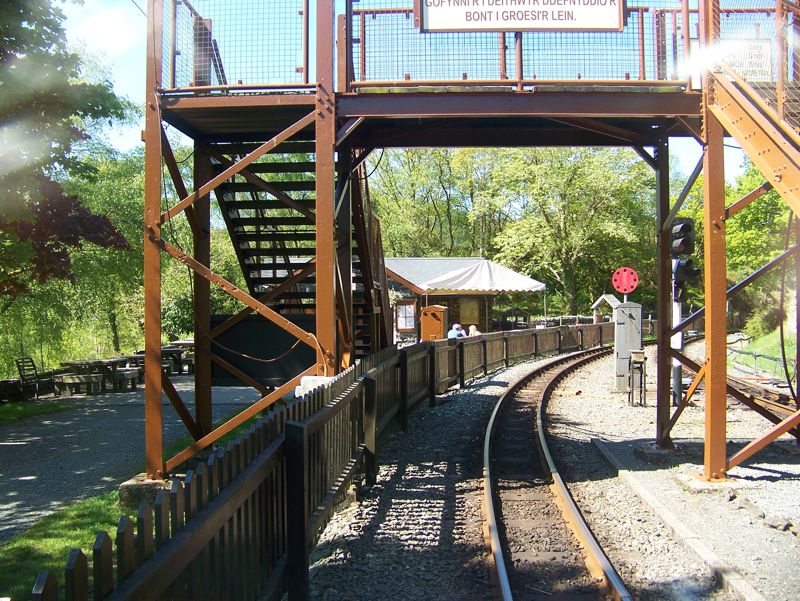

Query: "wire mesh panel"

xmin=712 ymin=1 xmax=800 ymax=136
xmin=161 ymin=0 xmax=308 ymax=89
xmin=350 ymin=0 xmax=696 ymax=83
xmin=715 ymin=1 xmax=779 ymax=82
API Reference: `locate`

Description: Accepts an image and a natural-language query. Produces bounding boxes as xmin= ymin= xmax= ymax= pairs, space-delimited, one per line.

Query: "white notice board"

xmin=416 ymin=0 xmax=624 ymax=32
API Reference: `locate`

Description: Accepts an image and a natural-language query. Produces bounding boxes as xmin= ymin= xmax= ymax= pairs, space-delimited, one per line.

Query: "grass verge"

xmin=0 ymin=401 xmax=69 ymax=424
xmin=731 ymin=329 xmax=797 ymax=378
xmin=0 ymin=406 xmax=268 ymax=599
xmin=0 ymin=491 xmax=122 ymax=601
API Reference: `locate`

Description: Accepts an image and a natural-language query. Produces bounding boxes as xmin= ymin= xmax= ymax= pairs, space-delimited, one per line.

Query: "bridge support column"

xmin=655 ymin=138 xmax=674 ymax=449
xmin=144 ymin=0 xmax=164 ymax=479
xmin=194 ymin=145 xmax=212 ymax=434
xmin=702 ymin=109 xmax=729 ymax=480
xmin=316 ymin=0 xmax=337 ymax=375
xmin=336 ymin=155 xmax=354 ymax=368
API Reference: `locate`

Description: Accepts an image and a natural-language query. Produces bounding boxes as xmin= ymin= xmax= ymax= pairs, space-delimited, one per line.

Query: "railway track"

xmin=482 ymin=347 xmax=632 ymax=601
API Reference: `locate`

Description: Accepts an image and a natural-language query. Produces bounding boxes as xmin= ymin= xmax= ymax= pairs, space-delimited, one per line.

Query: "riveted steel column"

xmin=316 ymin=0 xmax=337 ymax=375
xmin=336 ymin=155 xmax=354 ymax=367
xmin=144 ymin=0 xmax=164 ymax=479
xmin=796 ymin=219 xmax=800 ymax=409
xmin=701 ymin=0 xmax=728 ymax=480
xmin=655 ymin=139 xmax=675 ymax=449
xmin=702 ymin=115 xmax=728 ymax=480
xmin=194 ymin=145 xmax=212 ymax=434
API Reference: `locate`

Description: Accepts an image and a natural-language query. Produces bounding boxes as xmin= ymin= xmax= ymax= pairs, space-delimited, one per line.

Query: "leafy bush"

xmin=744 ymin=306 xmax=785 ymax=339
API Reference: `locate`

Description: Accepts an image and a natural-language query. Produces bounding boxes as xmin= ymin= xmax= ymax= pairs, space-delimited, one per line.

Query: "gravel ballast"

xmin=309 ymin=349 xmax=799 ymax=600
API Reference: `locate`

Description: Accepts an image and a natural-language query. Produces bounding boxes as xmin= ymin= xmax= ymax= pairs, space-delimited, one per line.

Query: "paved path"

xmin=0 ymin=378 xmax=261 ymax=542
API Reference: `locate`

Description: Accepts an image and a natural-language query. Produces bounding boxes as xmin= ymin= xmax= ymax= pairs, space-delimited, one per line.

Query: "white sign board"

xmin=722 ymin=39 xmax=773 ymax=83
xmin=418 ymin=0 xmax=623 ymax=32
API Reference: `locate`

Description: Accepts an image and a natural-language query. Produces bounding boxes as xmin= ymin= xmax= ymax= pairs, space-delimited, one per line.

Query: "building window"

xmin=396 ymin=302 xmax=416 ymax=332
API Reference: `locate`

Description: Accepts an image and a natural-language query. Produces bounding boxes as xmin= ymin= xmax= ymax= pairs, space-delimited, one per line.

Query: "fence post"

xmin=598 ymin=325 xmax=603 ymax=347
xmin=557 ymin=329 xmax=562 ymax=354
xmin=503 ymin=333 xmax=510 ymax=367
xmin=458 ymin=341 xmax=466 ymax=388
xmin=579 ymin=327 xmax=584 ymax=350
xmin=482 ymin=338 xmax=489 ymax=375
xmin=31 ymin=572 xmax=58 ymax=601
xmin=286 ymin=421 xmax=309 ymax=601
xmin=398 ymin=349 xmax=409 ymax=431
xmin=428 ymin=344 xmax=437 ymax=406
xmin=364 ymin=375 xmax=378 ymax=485
xmin=533 ymin=331 xmax=539 ymax=357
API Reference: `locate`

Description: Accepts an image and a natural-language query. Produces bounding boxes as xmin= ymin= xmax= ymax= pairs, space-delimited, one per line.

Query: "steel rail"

xmin=483 ymin=347 xmax=633 ymax=601
xmin=536 ymin=349 xmax=634 ymax=601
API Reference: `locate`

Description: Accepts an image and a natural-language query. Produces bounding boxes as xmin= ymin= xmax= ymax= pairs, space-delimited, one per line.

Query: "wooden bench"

xmin=110 ymin=368 xmax=139 ymax=392
xmin=54 ymin=373 xmax=103 ymax=396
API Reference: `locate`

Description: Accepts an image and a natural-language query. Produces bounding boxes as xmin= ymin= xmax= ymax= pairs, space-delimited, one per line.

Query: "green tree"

xmin=493 ymin=147 xmax=655 ymax=315
xmin=370 ymin=148 xmax=473 ymax=256
xmin=451 ymin=148 xmax=514 ymax=257
xmin=0 ymin=0 xmax=129 ymax=299
xmin=679 ymin=159 xmax=791 ymax=325
xmin=63 ymin=148 xmax=146 ymax=352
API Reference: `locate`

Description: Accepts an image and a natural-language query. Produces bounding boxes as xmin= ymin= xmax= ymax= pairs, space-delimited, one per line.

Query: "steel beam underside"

xmin=160 ymin=91 xmax=702 ymax=147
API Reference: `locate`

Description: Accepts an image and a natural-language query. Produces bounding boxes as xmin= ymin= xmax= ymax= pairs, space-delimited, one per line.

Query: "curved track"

xmin=483 ymin=348 xmax=632 ymax=601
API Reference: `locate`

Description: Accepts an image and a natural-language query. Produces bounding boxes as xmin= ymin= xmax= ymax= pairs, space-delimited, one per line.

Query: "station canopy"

xmin=420 ymin=259 xmax=545 ymax=294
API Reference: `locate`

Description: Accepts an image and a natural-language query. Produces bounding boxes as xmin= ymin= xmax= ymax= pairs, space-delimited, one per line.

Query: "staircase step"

xmin=241 ymin=249 xmax=317 ymax=259
xmin=237 ymin=232 xmax=316 ymax=243
xmin=251 ymin=277 xmax=317 ymax=286
xmin=247 ymin=261 xmax=316 ymax=272
xmin=225 ymin=199 xmax=316 ymax=210
xmin=231 ymin=217 xmax=313 ymax=227
xmin=230 ymin=161 xmax=316 ymax=174
xmin=212 ymin=141 xmax=316 ymax=154
xmin=269 ymin=303 xmax=315 ymax=310
xmin=222 ymin=181 xmax=316 ymax=193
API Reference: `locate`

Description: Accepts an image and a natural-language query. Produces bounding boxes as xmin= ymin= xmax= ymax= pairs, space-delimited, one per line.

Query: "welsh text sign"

xmin=417 ymin=0 xmax=623 ymax=32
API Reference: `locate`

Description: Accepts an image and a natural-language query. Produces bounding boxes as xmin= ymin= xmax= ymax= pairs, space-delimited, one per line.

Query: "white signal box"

xmin=615 ymin=302 xmax=643 ymax=392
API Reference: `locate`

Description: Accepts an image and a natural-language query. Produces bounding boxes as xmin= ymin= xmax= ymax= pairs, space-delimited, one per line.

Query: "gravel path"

xmin=310 ymin=350 xmax=800 ymax=601
xmin=0 ymin=378 xmax=259 ymax=542
xmin=548 ymin=345 xmax=800 ymax=601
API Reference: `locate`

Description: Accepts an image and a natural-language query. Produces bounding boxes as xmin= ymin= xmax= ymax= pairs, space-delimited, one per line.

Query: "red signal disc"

xmin=612 ymin=267 xmax=639 ymax=294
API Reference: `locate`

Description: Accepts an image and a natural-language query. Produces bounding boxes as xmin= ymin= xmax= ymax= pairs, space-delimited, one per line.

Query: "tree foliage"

xmin=678 ymin=159 xmax=792 ymax=324
xmin=492 ymin=148 xmax=655 ymax=314
xmin=0 ymin=0 xmax=129 ymax=299
xmin=370 ymin=146 xmax=656 ymax=315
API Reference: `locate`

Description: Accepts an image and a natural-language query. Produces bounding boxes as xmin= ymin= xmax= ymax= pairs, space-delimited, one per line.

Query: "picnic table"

xmin=133 ymin=347 xmax=186 ymax=375
xmin=59 ymin=358 xmax=137 ymax=393
xmin=170 ymin=339 xmax=195 ymax=350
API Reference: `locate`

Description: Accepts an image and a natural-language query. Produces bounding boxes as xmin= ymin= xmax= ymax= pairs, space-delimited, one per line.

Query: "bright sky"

xmin=62 ymin=0 xmax=148 ymax=149
xmin=60 ymin=0 xmax=746 ymax=180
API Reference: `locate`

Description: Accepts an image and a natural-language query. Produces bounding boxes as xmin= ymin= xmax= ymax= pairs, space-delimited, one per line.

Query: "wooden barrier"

xmin=33 ymin=320 xmax=638 ymax=601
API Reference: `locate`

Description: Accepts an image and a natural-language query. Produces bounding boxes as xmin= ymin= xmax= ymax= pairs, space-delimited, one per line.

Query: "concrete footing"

xmin=118 ymin=473 xmax=171 ymax=511
xmin=633 ymin=441 xmax=688 ymax=465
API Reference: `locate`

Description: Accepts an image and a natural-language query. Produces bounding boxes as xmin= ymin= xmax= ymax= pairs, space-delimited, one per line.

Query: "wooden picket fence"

xmin=31 ymin=321 xmax=645 ymax=601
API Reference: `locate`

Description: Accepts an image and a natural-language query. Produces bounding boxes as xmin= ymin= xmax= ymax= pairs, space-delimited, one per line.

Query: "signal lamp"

xmin=671 ymin=217 xmax=695 ymax=256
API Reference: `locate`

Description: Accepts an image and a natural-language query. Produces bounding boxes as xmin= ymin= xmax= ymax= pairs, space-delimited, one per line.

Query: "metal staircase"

xmin=208 ymin=140 xmax=391 ymax=363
